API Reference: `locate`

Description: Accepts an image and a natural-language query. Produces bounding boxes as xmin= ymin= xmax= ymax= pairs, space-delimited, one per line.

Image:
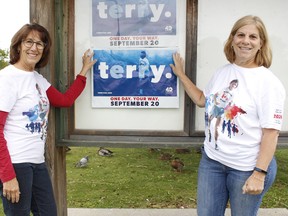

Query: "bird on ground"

xmin=175 ymin=148 xmax=191 ymax=154
xmin=75 ymin=155 xmax=89 ymax=168
xmin=98 ymin=147 xmax=113 ymax=157
xmin=159 ymin=152 xmax=173 ymax=161
xmin=65 ymin=146 xmax=71 ymax=153
xmin=148 ymin=148 xmax=161 ymax=153
xmin=171 ymin=157 xmax=184 ymax=172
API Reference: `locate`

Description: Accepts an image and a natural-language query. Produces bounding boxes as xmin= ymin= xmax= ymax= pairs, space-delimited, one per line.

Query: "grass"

xmin=262 ymin=148 xmax=288 ymax=208
xmin=0 ymin=147 xmax=287 ymax=212
xmin=66 ymin=147 xmax=200 ymax=208
xmin=65 ymin=147 xmax=288 ymax=209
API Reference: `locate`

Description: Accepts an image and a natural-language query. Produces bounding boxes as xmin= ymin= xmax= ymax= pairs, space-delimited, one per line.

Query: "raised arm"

xmin=47 ymin=49 xmax=97 ymax=107
xmin=170 ymin=52 xmax=205 ymax=107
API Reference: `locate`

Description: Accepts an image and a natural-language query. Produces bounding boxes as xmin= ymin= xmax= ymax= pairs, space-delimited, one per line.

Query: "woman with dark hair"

xmin=170 ymin=15 xmax=285 ymax=215
xmin=0 ymin=23 xmax=96 ymax=215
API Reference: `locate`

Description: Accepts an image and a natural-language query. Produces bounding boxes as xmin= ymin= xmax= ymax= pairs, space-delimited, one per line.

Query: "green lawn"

xmin=0 ymin=147 xmax=287 ymax=213
xmin=66 ymin=147 xmax=288 ymax=209
xmin=66 ymin=147 xmax=200 ymax=208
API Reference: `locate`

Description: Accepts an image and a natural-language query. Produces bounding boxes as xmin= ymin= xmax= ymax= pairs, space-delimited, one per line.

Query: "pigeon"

xmin=65 ymin=146 xmax=71 ymax=152
xmin=148 ymin=148 xmax=161 ymax=153
xmin=98 ymin=147 xmax=113 ymax=157
xmin=75 ymin=156 xmax=89 ymax=168
xmin=159 ymin=152 xmax=173 ymax=161
xmin=171 ymin=157 xmax=184 ymax=172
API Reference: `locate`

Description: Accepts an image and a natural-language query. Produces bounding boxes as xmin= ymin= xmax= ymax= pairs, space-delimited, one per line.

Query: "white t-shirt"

xmin=0 ymin=65 xmax=51 ymax=164
xmin=203 ymin=63 xmax=286 ymax=171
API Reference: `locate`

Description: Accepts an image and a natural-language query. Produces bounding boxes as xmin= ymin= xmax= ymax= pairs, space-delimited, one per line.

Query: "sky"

xmin=0 ymin=0 xmax=29 ymax=50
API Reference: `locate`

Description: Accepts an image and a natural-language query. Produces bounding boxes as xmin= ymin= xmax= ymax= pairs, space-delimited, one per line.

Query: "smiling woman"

xmin=0 ymin=0 xmax=29 ymax=49
xmin=170 ymin=15 xmax=286 ymax=216
xmin=0 ymin=22 xmax=96 ymax=215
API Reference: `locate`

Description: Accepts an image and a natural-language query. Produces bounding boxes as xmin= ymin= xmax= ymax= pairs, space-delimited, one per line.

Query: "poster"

xmin=91 ymin=0 xmax=179 ymax=108
xmin=91 ymin=0 xmax=177 ymax=48
xmin=92 ymin=49 xmax=178 ymax=108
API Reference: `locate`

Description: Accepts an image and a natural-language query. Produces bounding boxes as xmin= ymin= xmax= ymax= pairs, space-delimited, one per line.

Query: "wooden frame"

xmin=29 ymin=1 xmax=288 ymax=215
xmin=58 ymin=0 xmax=288 ymax=147
xmin=56 ymin=0 xmax=203 ymax=148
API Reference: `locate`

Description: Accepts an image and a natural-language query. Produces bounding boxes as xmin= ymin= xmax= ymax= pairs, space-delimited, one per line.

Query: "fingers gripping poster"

xmin=91 ymin=0 xmax=179 ymax=108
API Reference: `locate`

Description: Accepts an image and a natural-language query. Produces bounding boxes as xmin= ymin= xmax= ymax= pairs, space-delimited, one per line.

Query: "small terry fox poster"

xmin=91 ymin=0 xmax=177 ymax=48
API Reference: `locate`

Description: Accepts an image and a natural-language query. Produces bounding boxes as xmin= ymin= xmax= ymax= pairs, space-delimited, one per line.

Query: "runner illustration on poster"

xmin=92 ymin=49 xmax=178 ymax=108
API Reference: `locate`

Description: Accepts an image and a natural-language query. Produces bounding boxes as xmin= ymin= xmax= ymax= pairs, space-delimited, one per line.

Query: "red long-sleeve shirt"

xmin=0 ymin=75 xmax=86 ymax=182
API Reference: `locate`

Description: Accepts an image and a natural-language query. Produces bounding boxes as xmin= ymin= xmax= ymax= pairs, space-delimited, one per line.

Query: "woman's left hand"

xmin=242 ymin=173 xmax=265 ymax=195
xmin=79 ymin=49 xmax=97 ymax=77
xmin=170 ymin=52 xmax=185 ymax=78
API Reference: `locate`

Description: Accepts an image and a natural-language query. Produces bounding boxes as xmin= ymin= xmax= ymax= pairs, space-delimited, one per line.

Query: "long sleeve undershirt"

xmin=0 ymin=75 xmax=86 ymax=182
xmin=0 ymin=111 xmax=15 ymax=183
xmin=47 ymin=75 xmax=86 ymax=107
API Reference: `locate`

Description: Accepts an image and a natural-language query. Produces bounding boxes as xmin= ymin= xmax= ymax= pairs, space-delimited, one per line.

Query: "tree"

xmin=0 ymin=48 xmax=9 ymax=70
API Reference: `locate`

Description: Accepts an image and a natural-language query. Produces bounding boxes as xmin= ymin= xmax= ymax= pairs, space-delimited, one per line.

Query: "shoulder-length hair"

xmin=224 ymin=15 xmax=272 ymax=68
xmin=9 ymin=23 xmax=52 ymax=68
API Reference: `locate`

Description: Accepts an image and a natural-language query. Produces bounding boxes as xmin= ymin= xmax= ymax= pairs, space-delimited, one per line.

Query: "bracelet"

xmin=252 ymin=174 xmax=265 ymax=182
xmin=254 ymin=167 xmax=267 ymax=175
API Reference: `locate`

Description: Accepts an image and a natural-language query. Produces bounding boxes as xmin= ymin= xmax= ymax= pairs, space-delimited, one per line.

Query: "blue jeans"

xmin=197 ymin=147 xmax=277 ymax=216
xmin=0 ymin=163 xmax=57 ymax=216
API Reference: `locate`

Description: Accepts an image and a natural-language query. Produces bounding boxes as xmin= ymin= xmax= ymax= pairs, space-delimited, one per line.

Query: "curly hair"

xmin=9 ymin=23 xmax=52 ymax=68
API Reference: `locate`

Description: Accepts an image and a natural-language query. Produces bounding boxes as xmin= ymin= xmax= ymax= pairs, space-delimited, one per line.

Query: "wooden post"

xmin=30 ymin=0 xmax=68 ymax=215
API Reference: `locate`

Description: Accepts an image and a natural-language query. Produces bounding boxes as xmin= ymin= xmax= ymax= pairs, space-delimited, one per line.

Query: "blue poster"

xmin=92 ymin=0 xmax=176 ymax=37
xmin=92 ymin=49 xmax=178 ymax=108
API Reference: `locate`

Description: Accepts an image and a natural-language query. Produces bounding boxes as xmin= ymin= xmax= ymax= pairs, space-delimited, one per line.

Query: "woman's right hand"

xmin=3 ymin=177 xmax=20 ymax=203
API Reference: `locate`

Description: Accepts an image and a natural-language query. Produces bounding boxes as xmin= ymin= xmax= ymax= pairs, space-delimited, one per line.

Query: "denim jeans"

xmin=197 ymin=147 xmax=277 ymax=216
xmin=0 ymin=163 xmax=57 ymax=216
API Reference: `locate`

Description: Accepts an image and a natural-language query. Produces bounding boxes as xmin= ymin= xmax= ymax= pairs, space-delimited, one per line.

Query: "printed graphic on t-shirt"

xmin=205 ymin=79 xmax=247 ymax=150
xmin=22 ymin=84 xmax=49 ymax=141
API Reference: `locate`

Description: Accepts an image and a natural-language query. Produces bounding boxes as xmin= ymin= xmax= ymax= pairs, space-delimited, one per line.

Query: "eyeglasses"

xmin=22 ymin=39 xmax=46 ymax=50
